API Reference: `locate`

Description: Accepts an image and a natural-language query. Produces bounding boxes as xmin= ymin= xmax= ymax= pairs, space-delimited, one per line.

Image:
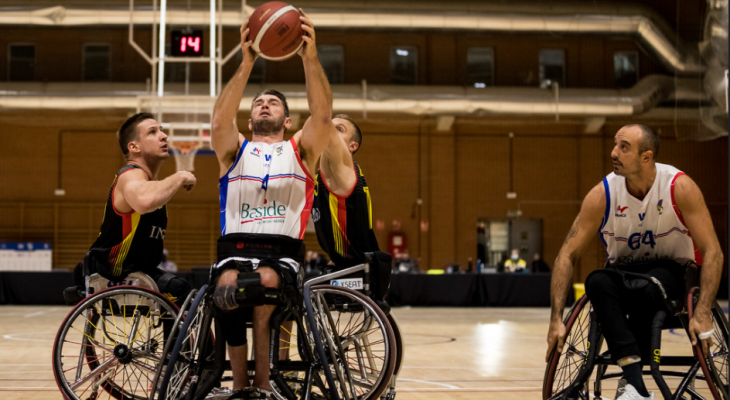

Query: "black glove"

xmin=213 ymin=285 xmax=239 ymax=311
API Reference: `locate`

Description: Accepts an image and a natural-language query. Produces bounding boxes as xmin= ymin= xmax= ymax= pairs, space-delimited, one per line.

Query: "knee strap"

xmin=234 ymin=273 xmax=286 ymax=306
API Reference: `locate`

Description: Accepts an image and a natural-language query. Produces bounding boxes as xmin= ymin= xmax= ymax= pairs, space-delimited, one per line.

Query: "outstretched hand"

xmin=240 ymin=21 xmax=259 ymax=65
xmin=297 ymin=9 xmax=318 ymax=60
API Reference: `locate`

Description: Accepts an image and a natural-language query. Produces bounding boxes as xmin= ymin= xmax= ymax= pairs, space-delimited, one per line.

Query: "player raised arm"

xmin=115 ymin=169 xmax=196 ymax=215
xmin=295 ymin=9 xmax=334 ymax=174
xmin=211 ymin=22 xmax=258 ymax=175
xmin=546 ymin=183 xmax=606 ymax=361
xmin=319 ymin=117 xmax=357 ymax=195
xmin=673 ymin=174 xmax=724 ymax=353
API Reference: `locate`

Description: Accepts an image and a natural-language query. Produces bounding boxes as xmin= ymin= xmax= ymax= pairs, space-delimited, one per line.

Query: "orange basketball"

xmin=248 ymin=2 xmax=304 ymax=61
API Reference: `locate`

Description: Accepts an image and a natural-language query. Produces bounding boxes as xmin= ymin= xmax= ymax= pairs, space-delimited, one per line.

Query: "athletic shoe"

xmin=614 ymin=379 xmax=627 ymax=399
xmin=615 ymin=383 xmax=654 ymax=400
xmin=228 ymin=387 xmax=273 ymax=399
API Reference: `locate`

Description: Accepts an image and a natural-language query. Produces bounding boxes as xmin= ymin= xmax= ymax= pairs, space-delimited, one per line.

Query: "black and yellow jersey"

xmin=312 ymin=161 xmax=379 ymax=268
xmin=89 ymin=164 xmax=167 ymax=279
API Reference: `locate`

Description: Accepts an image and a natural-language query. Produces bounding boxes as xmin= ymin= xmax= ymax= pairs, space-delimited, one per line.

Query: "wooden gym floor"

xmin=0 ymin=304 xmax=725 ymax=399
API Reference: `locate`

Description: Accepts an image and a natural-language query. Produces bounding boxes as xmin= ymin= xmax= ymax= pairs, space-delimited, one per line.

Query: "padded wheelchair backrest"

xmin=86 ymin=272 xmax=159 ymax=295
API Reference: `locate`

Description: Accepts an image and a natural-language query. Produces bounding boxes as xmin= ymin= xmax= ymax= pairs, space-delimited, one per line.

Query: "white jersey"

xmin=599 ymin=163 xmax=698 ymax=266
xmin=219 ymin=137 xmax=315 ymax=239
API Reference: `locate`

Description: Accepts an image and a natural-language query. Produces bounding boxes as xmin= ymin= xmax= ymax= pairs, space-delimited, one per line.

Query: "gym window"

xmin=539 ymin=49 xmax=565 ymax=88
xmin=8 ymin=44 xmax=35 ymax=81
xmin=317 ymin=45 xmax=344 ymax=84
xmin=390 ymin=46 xmax=418 ymax=85
xmin=467 ymin=47 xmax=495 ymax=88
xmin=614 ymin=51 xmax=639 ymax=88
xmin=83 ymin=44 xmax=111 ymax=81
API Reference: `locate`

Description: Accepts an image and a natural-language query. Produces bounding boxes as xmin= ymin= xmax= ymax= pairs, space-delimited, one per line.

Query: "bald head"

xmin=624 ymin=123 xmax=659 ymax=160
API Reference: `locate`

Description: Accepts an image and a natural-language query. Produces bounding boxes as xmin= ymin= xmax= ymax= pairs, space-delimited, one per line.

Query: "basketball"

xmin=248 ymin=1 xmax=304 ymax=61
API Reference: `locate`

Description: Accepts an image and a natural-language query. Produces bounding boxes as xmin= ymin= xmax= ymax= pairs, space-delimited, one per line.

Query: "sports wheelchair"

xmin=543 ymin=264 xmax=729 ymax=400
xmin=53 ymin=259 xmax=185 ymax=400
xmin=152 ymin=244 xmax=399 ymax=400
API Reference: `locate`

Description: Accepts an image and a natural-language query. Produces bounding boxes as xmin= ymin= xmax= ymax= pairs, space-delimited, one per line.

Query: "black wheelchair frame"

xmin=543 ymin=266 xmax=729 ymax=400
xmin=152 ymin=257 xmax=397 ymax=400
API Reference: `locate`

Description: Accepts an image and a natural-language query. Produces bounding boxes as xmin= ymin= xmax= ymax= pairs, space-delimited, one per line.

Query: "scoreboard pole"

xmin=210 ymin=0 xmax=216 ymax=97
xmin=157 ymin=0 xmax=168 ymax=97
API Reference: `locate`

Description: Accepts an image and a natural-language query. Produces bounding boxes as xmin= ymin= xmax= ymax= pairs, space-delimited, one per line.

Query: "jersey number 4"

xmin=628 ymin=230 xmax=656 ymax=250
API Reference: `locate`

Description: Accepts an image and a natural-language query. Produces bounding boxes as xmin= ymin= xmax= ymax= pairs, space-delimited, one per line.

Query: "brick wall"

xmin=0 ymin=27 xmax=667 ymax=87
xmin=0 ymin=109 xmax=726 ymax=281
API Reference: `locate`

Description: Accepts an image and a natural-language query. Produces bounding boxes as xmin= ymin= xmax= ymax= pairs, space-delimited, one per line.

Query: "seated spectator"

xmin=158 ymin=249 xmax=178 ymax=273
xmin=531 ymin=253 xmax=551 ymax=273
xmin=445 ymin=263 xmax=461 ymax=274
xmin=393 ymin=249 xmax=419 ymax=274
xmin=305 ymin=250 xmax=328 ymax=277
xmin=503 ymin=249 xmax=526 ymax=273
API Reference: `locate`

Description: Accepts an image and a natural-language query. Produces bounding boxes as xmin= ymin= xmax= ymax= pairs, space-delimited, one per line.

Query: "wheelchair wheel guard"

xmin=53 ymin=286 xmax=178 ymax=400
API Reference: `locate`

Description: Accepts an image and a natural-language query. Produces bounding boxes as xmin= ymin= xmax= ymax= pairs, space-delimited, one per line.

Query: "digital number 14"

xmin=181 ymin=36 xmax=200 ymax=53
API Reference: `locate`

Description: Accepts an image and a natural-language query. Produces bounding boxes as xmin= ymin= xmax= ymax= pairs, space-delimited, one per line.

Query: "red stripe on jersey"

xmin=337 ymin=196 xmax=349 ymax=257
xmin=108 ymin=243 xmax=121 ymax=265
xmin=670 ymin=172 xmax=687 ymax=226
xmin=299 ymin=177 xmax=315 ymax=239
xmin=290 ymin=138 xmax=315 ymax=182
xmin=670 ymin=172 xmax=702 ymax=265
xmin=122 ymin=213 xmax=132 ymax=239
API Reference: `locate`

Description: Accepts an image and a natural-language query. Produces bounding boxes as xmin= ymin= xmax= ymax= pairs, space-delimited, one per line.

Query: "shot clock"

xmin=170 ymin=30 xmax=204 ymax=56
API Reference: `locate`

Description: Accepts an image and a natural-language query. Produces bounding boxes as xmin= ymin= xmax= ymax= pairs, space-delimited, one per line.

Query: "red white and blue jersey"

xmin=599 ymin=163 xmax=699 ymax=266
xmin=219 ymin=137 xmax=315 ymax=239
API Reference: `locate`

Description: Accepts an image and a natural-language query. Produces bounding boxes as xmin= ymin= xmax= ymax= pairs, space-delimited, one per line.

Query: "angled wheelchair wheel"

xmin=156 ymin=285 xmax=215 ymax=400
xmin=543 ymin=295 xmax=603 ymax=400
xmin=688 ymin=287 xmax=729 ymax=400
xmin=307 ymin=285 xmax=396 ymax=400
xmin=708 ymin=302 xmax=729 ymax=400
xmin=387 ymin=313 xmax=405 ymax=378
xmin=53 ymin=286 xmax=178 ymax=400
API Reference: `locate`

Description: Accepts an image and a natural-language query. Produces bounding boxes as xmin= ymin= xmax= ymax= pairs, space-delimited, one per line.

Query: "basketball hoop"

xmin=169 ymin=139 xmax=201 ymax=172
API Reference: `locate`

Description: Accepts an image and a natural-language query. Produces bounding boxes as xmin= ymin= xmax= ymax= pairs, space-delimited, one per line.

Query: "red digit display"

xmin=171 ymin=30 xmax=203 ymax=57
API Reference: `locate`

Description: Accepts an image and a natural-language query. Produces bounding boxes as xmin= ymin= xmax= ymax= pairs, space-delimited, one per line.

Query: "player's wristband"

xmin=698 ymin=329 xmax=714 ymax=340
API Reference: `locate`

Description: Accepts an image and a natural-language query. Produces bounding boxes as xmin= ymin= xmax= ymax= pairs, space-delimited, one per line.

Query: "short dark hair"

xmin=252 ymin=89 xmax=289 ymax=117
xmin=334 ymin=114 xmax=362 ymax=153
xmin=626 ymin=123 xmax=660 ymax=159
xmin=118 ymin=113 xmax=155 ymax=158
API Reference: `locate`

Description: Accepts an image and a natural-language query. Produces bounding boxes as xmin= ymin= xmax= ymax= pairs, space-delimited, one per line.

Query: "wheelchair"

xmin=153 ymin=251 xmax=398 ymax=400
xmin=543 ymin=264 xmax=729 ymax=400
xmin=53 ymin=262 xmax=187 ymax=400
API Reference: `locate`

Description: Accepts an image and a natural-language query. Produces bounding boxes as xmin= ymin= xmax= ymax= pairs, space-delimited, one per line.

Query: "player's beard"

xmin=252 ymin=115 xmax=286 ymax=136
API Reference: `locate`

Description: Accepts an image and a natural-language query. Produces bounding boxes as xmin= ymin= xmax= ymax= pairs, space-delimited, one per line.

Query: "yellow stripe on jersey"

xmin=313 ymin=172 xmax=319 ymax=196
xmin=113 ymin=212 xmax=141 ymax=276
xmin=364 ymin=186 xmax=373 ymax=229
xmin=328 ymin=194 xmax=344 ymax=256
